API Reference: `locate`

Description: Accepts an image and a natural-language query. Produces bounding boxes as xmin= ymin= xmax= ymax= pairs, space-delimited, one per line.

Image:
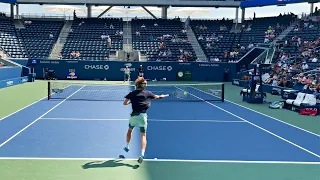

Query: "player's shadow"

xmin=82 ymin=159 xmax=139 ymax=170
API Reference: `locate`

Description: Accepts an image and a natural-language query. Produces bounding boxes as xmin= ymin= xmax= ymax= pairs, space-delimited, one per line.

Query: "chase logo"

xmin=84 ymin=65 xmax=109 ymax=70
xmin=147 ymin=66 xmax=172 ymax=71
xmin=6 ymin=81 xmax=13 ymax=86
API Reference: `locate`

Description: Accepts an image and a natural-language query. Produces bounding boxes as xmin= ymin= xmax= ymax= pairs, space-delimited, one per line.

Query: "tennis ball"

xmin=184 ymin=91 xmax=188 ymax=96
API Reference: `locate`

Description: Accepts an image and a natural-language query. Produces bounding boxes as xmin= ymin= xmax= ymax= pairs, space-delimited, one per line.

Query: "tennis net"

xmin=47 ymin=81 xmax=224 ymax=102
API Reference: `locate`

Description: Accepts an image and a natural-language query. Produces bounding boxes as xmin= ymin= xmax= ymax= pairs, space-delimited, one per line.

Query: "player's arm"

xmin=123 ymin=93 xmax=131 ymax=105
xmin=151 ymin=92 xmax=168 ymax=100
xmin=123 ymin=98 xmax=131 ymax=105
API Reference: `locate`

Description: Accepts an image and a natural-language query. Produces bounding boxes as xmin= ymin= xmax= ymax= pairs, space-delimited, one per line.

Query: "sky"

xmin=0 ymin=2 xmax=319 ymax=20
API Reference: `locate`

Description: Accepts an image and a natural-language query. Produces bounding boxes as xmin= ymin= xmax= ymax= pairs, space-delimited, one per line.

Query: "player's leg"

xmin=124 ymin=117 xmax=136 ymax=152
xmin=137 ymin=113 xmax=148 ymax=163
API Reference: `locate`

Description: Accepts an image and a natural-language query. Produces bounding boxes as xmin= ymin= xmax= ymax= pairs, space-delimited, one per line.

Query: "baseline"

xmin=40 ymin=117 xmax=245 ymax=123
xmin=0 ymin=157 xmax=319 ymax=165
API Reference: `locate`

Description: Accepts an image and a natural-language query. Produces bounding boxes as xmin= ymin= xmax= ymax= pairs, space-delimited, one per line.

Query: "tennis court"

xmin=0 ymin=81 xmax=319 ymax=180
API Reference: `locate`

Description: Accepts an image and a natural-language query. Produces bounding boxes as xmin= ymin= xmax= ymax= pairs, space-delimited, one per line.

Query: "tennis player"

xmin=124 ymin=66 xmax=131 ymax=82
xmin=123 ymin=77 xmax=167 ymax=163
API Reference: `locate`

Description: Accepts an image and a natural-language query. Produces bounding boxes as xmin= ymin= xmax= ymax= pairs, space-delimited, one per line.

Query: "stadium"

xmin=0 ymin=0 xmax=319 ymax=179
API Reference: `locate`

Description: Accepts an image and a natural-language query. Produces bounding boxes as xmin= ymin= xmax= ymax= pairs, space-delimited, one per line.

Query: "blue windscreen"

xmin=241 ymin=0 xmax=309 ymax=8
xmin=0 ymin=0 xmax=17 ymax=2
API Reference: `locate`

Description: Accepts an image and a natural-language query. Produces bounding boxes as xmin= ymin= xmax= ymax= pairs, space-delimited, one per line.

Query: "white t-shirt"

xmin=302 ymin=63 xmax=309 ymax=70
xmin=124 ymin=68 xmax=130 ymax=74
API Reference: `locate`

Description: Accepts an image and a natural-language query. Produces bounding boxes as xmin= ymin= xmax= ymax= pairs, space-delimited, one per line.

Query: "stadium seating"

xmin=17 ymin=20 xmax=64 ymax=59
xmin=61 ymin=18 xmax=123 ymax=60
xmin=191 ymin=15 xmax=295 ymax=62
xmin=273 ymin=18 xmax=319 ymax=62
xmin=132 ymin=19 xmax=197 ymax=61
xmin=0 ymin=18 xmax=27 ymax=58
xmin=191 ymin=19 xmax=235 ymax=62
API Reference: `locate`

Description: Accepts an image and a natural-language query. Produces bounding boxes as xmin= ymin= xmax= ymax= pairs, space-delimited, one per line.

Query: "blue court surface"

xmin=0 ymin=84 xmax=319 ymax=164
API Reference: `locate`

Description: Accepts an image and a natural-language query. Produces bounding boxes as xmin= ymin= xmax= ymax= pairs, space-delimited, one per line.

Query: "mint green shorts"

xmin=129 ymin=113 xmax=148 ymax=133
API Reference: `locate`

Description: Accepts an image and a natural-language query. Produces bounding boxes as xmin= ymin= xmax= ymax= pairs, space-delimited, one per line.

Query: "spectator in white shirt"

xmin=49 ymin=33 xmax=53 ymax=39
xmin=154 ymin=22 xmax=158 ymax=26
xmin=213 ymin=57 xmax=220 ymax=62
xmin=110 ymin=24 xmax=114 ymax=29
xmin=141 ymin=24 xmax=146 ymax=28
xmin=312 ymin=57 xmax=318 ymax=62
xmin=302 ymin=62 xmax=309 ymax=70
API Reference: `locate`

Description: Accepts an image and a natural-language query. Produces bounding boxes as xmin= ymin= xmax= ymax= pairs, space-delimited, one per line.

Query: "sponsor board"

xmin=67 ymin=69 xmax=78 ymax=79
xmin=147 ymin=66 xmax=172 ymax=71
xmin=21 ymin=77 xmax=28 ymax=83
xmin=272 ymin=87 xmax=282 ymax=94
xmin=39 ymin=60 xmax=59 ymax=64
xmin=233 ymin=80 xmax=240 ymax=85
xmin=199 ymin=63 xmax=219 ymax=67
xmin=6 ymin=80 xmax=13 ymax=86
xmin=84 ymin=65 xmax=109 ymax=70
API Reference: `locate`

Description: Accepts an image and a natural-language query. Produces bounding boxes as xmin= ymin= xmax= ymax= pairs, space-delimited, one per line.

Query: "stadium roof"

xmin=0 ymin=0 xmax=317 ymax=8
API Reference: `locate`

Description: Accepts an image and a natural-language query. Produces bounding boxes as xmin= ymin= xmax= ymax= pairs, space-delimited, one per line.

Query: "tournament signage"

xmin=67 ymin=69 xmax=78 ymax=79
xmin=176 ymin=70 xmax=192 ymax=81
xmin=32 ymin=60 xmax=237 ymax=81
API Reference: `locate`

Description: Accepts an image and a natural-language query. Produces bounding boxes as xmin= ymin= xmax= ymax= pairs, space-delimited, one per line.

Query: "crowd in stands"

xmin=244 ymin=37 xmax=320 ymax=93
xmin=132 ymin=18 xmax=197 ymax=62
xmin=238 ymin=12 xmax=320 ymax=94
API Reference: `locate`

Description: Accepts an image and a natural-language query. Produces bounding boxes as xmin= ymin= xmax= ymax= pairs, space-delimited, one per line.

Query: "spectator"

xmin=58 ymin=53 xmax=62 ymax=59
xmin=75 ymin=51 xmax=80 ymax=58
xmin=301 ymin=62 xmax=309 ymax=70
xmin=141 ymin=24 xmax=146 ymax=28
xmin=110 ymin=24 xmax=114 ymax=29
xmin=107 ymin=37 xmax=112 ymax=47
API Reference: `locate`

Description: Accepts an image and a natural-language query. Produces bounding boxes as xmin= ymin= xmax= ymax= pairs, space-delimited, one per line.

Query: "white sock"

xmin=141 ymin=149 xmax=145 ymax=157
xmin=126 ymin=142 xmax=129 ymax=149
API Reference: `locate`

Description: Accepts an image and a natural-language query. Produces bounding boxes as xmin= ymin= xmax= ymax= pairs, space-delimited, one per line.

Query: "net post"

xmin=221 ymin=83 xmax=225 ymax=102
xmin=47 ymin=81 xmax=51 ymax=100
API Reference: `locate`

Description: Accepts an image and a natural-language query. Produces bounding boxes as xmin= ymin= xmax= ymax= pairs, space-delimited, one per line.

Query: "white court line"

xmin=40 ymin=117 xmax=245 ymax=123
xmin=0 ymin=85 xmax=86 ymax=148
xmin=175 ymin=86 xmax=320 ymax=159
xmin=0 ymin=157 xmax=319 ymax=165
xmin=190 ymin=86 xmax=320 ymax=137
xmin=0 ymin=83 xmax=73 ymax=122
xmin=0 ymin=95 xmax=48 ymax=121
